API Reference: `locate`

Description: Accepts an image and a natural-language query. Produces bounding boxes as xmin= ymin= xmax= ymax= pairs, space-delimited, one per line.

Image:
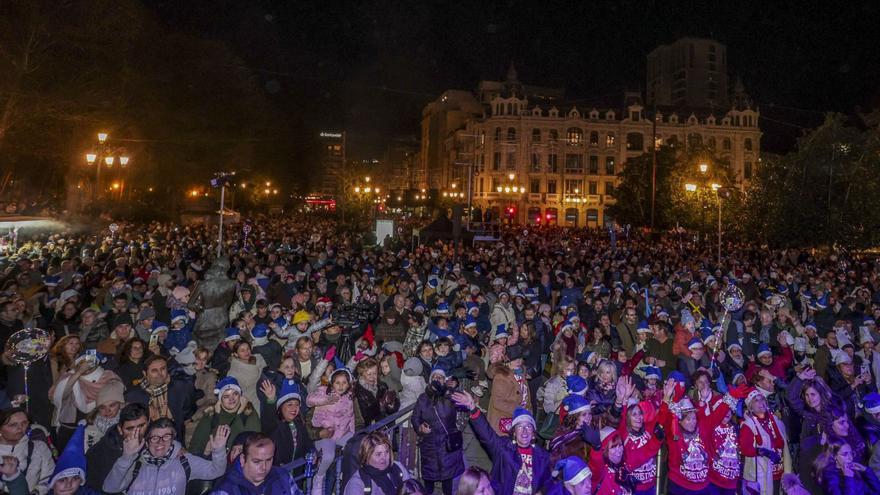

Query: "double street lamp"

xmin=684 ymin=162 xmax=735 ymax=265
xmin=84 ymin=132 xmax=130 ymax=201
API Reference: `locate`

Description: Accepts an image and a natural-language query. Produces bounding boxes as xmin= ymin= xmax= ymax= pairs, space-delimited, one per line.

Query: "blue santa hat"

xmin=757 ymin=343 xmax=772 ymax=357
xmin=637 ymin=320 xmax=651 ymax=333
xmin=812 ymin=293 xmax=829 ymax=310
xmin=559 ymin=295 xmax=575 ymax=308
xmin=272 ymin=316 xmax=288 ymax=329
xmin=436 ymin=301 xmax=450 ymax=315
xmin=170 ymin=309 xmax=188 ymax=324
xmin=429 ymin=365 xmax=448 ymax=379
xmin=641 ymin=366 xmax=662 ymax=381
xmin=464 ymin=315 xmax=477 ymax=328
xmin=49 ymin=423 xmax=87 ymax=487
xmin=224 ymin=327 xmax=242 ymax=342
xmin=777 ymin=284 xmax=789 ymax=294
xmin=864 ymin=393 xmax=880 ymax=415
xmin=413 ymin=301 xmax=427 ymax=313
xmin=560 ymin=394 xmax=591 ymax=416
xmin=427 ymin=277 xmax=439 ymax=289
xmin=277 ymin=379 xmax=303 ymax=408
xmin=44 ymin=275 xmax=61 ymax=288
xmin=493 ymin=324 xmax=508 ymax=340
xmin=401 ymin=259 xmax=411 ymax=270
xmin=150 ymin=320 xmax=169 ymax=335
xmin=687 ymin=337 xmax=704 ymax=350
xmin=669 ymin=371 xmax=687 ymax=384
xmin=466 ymin=302 xmax=480 ymax=314
xmin=214 ymin=376 xmax=242 ymax=396
xmin=510 ymin=407 xmax=535 ymax=431
xmin=553 ymin=456 xmax=591 ymax=486
xmin=251 ymin=324 xmax=269 ymax=344
xmin=566 ymin=375 xmax=588 ymax=396
xmin=578 ymin=350 xmax=598 ymax=366
xmin=701 ymin=327 xmax=717 ymax=344
xmin=474 ymin=265 xmax=483 ymax=276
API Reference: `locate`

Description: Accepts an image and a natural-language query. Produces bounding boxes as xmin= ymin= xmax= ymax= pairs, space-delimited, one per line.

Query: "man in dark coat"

xmin=86 ymin=403 xmax=149 ymax=493
xmin=124 ymin=355 xmax=196 ymax=439
xmin=451 ymin=391 xmax=557 ymax=495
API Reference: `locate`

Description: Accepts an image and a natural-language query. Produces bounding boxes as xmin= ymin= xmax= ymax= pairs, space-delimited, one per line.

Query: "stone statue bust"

xmin=188 ymin=257 xmax=236 ymax=351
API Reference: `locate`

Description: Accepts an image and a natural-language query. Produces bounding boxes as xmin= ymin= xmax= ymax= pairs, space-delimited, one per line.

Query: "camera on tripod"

xmin=331 ymin=303 xmax=377 ymax=328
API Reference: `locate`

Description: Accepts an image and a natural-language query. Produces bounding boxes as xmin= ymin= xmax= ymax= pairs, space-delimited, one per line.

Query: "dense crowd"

xmin=0 ymin=214 xmax=879 ymax=495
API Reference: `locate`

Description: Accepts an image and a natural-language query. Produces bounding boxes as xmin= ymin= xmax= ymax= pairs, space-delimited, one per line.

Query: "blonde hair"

xmin=457 ymin=466 xmax=493 ymax=495
xmin=357 ymin=431 xmax=392 ymax=466
xmin=552 ymin=354 xmax=575 ymax=377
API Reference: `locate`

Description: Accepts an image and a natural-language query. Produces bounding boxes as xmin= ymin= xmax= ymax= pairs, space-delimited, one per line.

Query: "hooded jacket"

xmin=306 ymin=386 xmax=355 ymax=442
xmin=102 ymin=441 xmax=226 ymax=495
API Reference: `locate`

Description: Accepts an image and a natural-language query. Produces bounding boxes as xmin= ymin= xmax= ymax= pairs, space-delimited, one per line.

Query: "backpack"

xmin=124 ymin=453 xmax=191 ymax=494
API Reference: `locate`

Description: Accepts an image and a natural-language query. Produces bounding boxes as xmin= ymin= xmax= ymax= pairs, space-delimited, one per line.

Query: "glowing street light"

xmin=86 ymin=153 xmax=97 ymax=164
xmin=508 ymin=173 xmax=515 ymax=181
xmin=711 ymin=183 xmax=721 ymax=191
xmin=97 ymin=132 xmax=108 ymax=144
xmin=699 ymin=163 xmax=708 ymax=174
xmin=104 ymin=156 xmax=115 ymax=166
xmin=354 ymin=186 xmax=361 ymax=193
xmin=119 ymin=156 xmax=130 ymax=167
xmin=685 ymin=183 xmax=697 ymax=192
xmin=365 ymin=176 xmax=371 ymax=183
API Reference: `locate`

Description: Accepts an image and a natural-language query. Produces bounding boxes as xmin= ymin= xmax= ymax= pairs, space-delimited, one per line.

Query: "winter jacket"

xmin=124 ymin=378 xmax=197 ymax=439
xmin=399 ymin=373 xmax=426 ymax=409
xmin=252 ymin=340 xmax=283 ymax=371
xmin=103 ymin=441 xmax=226 ymax=495
xmin=210 ymin=458 xmax=301 ymax=495
xmin=263 ymin=410 xmax=314 ymax=467
xmin=228 ymin=355 xmax=267 ymax=417
xmin=537 ymin=375 xmax=567 ymax=415
xmin=342 ymin=461 xmax=410 ymax=495
xmin=820 ymin=464 xmax=880 ymax=495
xmin=307 ymin=386 xmax=355 ymax=442
xmin=0 ymin=436 xmax=54 ymax=495
xmin=189 ymin=401 xmax=261 ymax=456
xmin=86 ymin=427 xmax=125 ymax=492
xmin=353 ymin=381 xmax=399 ymax=428
xmin=490 ymin=303 xmax=516 ymax=339
xmin=486 ymin=364 xmax=531 ymax=435
xmin=411 ymin=393 xmax=465 ymax=481
xmin=467 ymin=409 xmax=556 ymax=495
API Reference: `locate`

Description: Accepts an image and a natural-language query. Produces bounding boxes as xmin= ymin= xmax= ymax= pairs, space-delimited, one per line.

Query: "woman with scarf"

xmin=487 ymin=344 xmax=532 ymax=435
xmin=343 ymin=431 xmax=410 ymax=495
xmin=49 ymin=351 xmax=124 ymax=450
xmin=814 ymin=437 xmax=880 ymax=495
xmin=411 ymin=366 xmax=465 ymax=495
xmin=353 ymin=357 xmax=399 ymax=429
xmin=49 ymin=335 xmax=82 ymax=382
xmin=84 ymin=381 xmax=125 ymax=451
xmin=739 ymin=386 xmax=790 ymax=495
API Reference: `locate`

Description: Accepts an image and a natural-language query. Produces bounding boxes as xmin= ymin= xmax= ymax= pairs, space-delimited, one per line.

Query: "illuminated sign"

xmin=319 ymin=132 xmax=343 ymax=138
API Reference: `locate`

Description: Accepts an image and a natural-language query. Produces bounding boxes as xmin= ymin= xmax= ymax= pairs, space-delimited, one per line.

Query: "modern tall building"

xmin=647 ymin=38 xmax=730 ymax=109
xmin=317 ymin=131 xmax=345 ymax=196
xmin=425 ymin=42 xmax=761 ymax=227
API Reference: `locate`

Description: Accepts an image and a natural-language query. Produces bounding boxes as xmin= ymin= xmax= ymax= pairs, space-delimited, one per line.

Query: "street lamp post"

xmin=84 ymin=132 xmax=130 ymax=202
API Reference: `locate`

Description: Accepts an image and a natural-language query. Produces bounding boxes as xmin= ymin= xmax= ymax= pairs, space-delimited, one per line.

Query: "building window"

xmin=479 ymin=177 xmax=484 ymax=193
xmin=723 ymin=138 xmax=731 ymax=151
xmin=547 ymin=179 xmax=557 ymax=194
xmin=494 ymin=128 xmax=501 ymax=141
xmin=606 ymin=132 xmax=616 ymax=148
xmin=605 ymin=157 xmax=616 ymax=175
xmin=744 ymin=138 xmax=753 ymax=151
xmin=626 ymin=132 xmax=644 ymax=151
xmin=567 ymin=127 xmax=583 ymax=145
xmin=532 ymin=129 xmax=541 ymax=142
xmin=548 ymin=153 xmax=558 ymax=173
xmin=530 ymin=179 xmax=541 ymax=194
xmin=549 ymin=129 xmax=559 ymax=142
xmin=564 ymin=179 xmax=583 ymax=194
xmin=564 ymin=154 xmax=584 ymax=174
xmin=630 ymin=110 xmax=641 ymax=121
xmin=586 ymin=208 xmax=599 ymax=222
xmin=605 ymin=181 xmax=615 ymax=196
xmin=493 ymin=152 xmax=501 ymax=171
xmin=507 ymin=128 xmax=516 ymax=141
xmin=588 ymin=155 xmax=599 ymax=175
xmin=707 ymin=137 xmax=716 ymax=150
xmin=530 ymin=153 xmax=541 ymax=172
xmin=589 ymin=131 xmax=599 ymax=146
xmin=588 ymin=181 xmax=598 ymax=195
xmin=527 ymin=207 xmax=541 ymax=224
xmin=744 ymin=161 xmax=753 ymax=180
xmin=565 ymin=208 xmax=579 ymax=225
xmin=688 ymin=133 xmax=703 ymax=149
xmin=491 ymin=177 xmax=499 ymax=192
xmin=506 ymin=152 xmax=516 ymax=169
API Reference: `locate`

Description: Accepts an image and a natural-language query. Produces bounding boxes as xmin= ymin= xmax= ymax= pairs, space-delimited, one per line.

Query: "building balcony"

xmin=545 ymin=193 xmax=559 ymax=203
xmin=528 ymin=193 xmax=542 ymax=202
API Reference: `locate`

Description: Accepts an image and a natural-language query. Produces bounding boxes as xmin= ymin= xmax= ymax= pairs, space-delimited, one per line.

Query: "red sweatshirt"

xmin=616 ymin=401 xmax=663 ymax=492
xmin=739 ymin=413 xmax=785 ymax=480
xmin=661 ymin=400 xmax=731 ymax=491
xmin=594 ymin=462 xmax=633 ymax=495
xmin=708 ymin=423 xmax=741 ymax=489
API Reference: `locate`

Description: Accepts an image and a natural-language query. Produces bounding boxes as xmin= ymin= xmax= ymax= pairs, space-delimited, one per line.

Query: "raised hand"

xmin=663 ymin=378 xmax=677 ymax=402
xmin=259 ymin=380 xmax=277 ymax=402
xmin=123 ymin=428 xmax=144 ymax=456
xmin=210 ymin=424 xmax=231 ymax=451
xmin=0 ymin=456 xmax=19 ymax=477
xmin=450 ymin=391 xmax=476 ymax=411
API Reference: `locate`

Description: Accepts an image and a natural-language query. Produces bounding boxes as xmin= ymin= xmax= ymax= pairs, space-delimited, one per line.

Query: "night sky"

xmin=144 ymin=0 xmax=880 ymax=157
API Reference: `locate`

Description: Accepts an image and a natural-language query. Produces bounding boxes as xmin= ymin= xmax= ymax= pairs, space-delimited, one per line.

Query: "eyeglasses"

xmin=147 ymin=433 xmax=173 ymax=444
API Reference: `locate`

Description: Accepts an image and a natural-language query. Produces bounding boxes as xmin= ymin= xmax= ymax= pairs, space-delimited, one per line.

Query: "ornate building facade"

xmin=426 ymin=41 xmax=761 ymax=227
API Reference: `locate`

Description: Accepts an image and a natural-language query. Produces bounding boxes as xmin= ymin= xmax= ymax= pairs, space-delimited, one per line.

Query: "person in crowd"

xmin=189 ymin=377 xmax=260 ymax=456
xmin=308 ymin=366 xmax=355 ymax=495
xmin=487 ymin=345 xmax=531 ymax=435
xmin=124 ymin=355 xmax=196 ymax=439
xmin=49 ymin=335 xmax=82 ymax=382
xmin=210 ymin=433 xmax=303 ymax=495
xmin=83 ymin=381 xmax=125 ymax=451
xmin=342 ymin=431 xmax=411 ymax=495
xmin=228 ymin=340 xmax=267 ymax=415
xmin=259 ymin=379 xmax=313 ymax=468
xmin=85 ymin=403 xmax=149 ymax=492
xmin=552 ymin=456 xmax=592 ymax=495
xmin=456 ymin=466 xmax=494 ymax=495
xmin=0 ymin=407 xmax=55 ymax=495
xmin=814 ymin=437 xmax=880 ymax=495
xmin=451 ymin=391 xmax=556 ymax=495
xmin=787 ymin=368 xmax=838 ymax=493
xmin=102 ymin=418 xmax=228 ymax=495
xmin=411 ymin=366 xmax=465 ymax=495
xmin=114 ymin=338 xmax=147 ymax=391
xmin=353 ymin=357 xmax=399 ymax=428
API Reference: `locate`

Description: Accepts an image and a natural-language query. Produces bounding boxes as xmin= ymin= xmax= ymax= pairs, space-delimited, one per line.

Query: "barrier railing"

xmin=283 ymin=402 xmax=417 ymax=494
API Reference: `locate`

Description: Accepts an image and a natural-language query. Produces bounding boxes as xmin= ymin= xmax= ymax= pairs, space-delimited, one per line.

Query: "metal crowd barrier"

xmin=283 ymin=403 xmax=417 ymax=494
